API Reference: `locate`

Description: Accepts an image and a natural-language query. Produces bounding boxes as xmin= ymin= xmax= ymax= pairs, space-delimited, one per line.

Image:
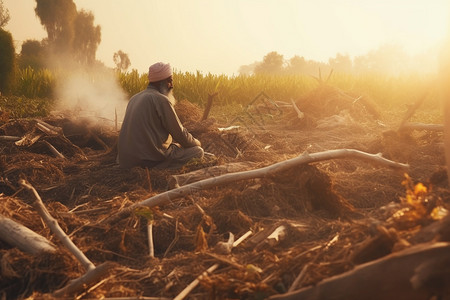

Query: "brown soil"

xmin=0 ymin=85 xmax=449 ymax=299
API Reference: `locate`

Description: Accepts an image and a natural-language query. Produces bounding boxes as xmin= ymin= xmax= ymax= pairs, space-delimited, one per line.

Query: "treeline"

xmin=240 ymin=45 xmax=438 ymax=77
xmin=0 ymin=0 xmax=440 ymax=117
xmin=0 ymin=0 xmax=130 ymax=97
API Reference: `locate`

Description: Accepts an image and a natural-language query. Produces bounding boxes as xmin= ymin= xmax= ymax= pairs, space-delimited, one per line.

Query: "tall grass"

xmin=2 ymin=66 xmax=440 ymax=119
xmin=15 ymin=67 xmax=55 ymax=99
xmin=117 ymin=69 xmax=148 ymax=98
xmin=173 ymin=71 xmax=318 ymax=107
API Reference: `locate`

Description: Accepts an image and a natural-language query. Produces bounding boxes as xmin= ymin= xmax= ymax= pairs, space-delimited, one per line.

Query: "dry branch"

xmin=290 ymin=99 xmax=304 ymax=119
xmin=52 ymin=262 xmax=116 ymax=298
xmin=168 ymin=162 xmax=258 ymax=188
xmin=0 ymin=135 xmax=20 ymax=142
xmin=19 ymin=179 xmax=95 ymax=271
xmin=43 ymin=140 xmax=65 ymax=159
xmin=398 ymin=94 xmax=427 ymax=130
xmin=148 ymin=222 xmax=154 ymax=258
xmin=36 ymin=119 xmax=63 ymax=135
xmin=106 ymin=149 xmax=408 ymax=223
xmin=201 ymin=92 xmax=218 ymax=121
xmin=0 ymin=214 xmax=56 ymax=254
xmin=270 ymin=242 xmax=450 ymax=300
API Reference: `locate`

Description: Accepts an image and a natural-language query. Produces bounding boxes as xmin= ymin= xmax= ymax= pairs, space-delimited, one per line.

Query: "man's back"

xmin=118 ymin=87 xmax=199 ymax=168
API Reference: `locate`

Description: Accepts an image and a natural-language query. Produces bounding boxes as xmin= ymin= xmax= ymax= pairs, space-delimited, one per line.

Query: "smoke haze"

xmin=53 ymin=65 xmax=128 ymax=128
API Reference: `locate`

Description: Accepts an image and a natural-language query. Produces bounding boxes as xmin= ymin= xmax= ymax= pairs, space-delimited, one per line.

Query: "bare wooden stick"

xmin=173 ymin=230 xmax=252 ymax=300
xmin=89 ymin=130 xmax=109 ymax=151
xmin=43 ymin=140 xmax=65 ymax=159
xmin=0 ymin=214 xmax=56 ymax=254
xmin=201 ymin=92 xmax=218 ymax=121
xmin=398 ymin=93 xmax=427 ymax=130
xmin=0 ymin=135 xmax=20 ymax=141
xmin=36 ymin=120 xmax=63 ymax=135
xmin=233 ymin=230 xmax=252 ymax=247
xmin=290 ymin=99 xmax=304 ymax=119
xmin=36 ymin=122 xmax=60 ymax=136
xmin=148 ymin=222 xmax=154 ymax=258
xmin=19 ymin=179 xmax=95 ymax=271
xmin=106 ymin=149 xmax=408 ymax=223
xmin=52 ymin=262 xmax=115 ymax=298
xmin=288 ymin=234 xmax=339 ymax=292
xmin=174 ymin=264 xmax=219 ymax=300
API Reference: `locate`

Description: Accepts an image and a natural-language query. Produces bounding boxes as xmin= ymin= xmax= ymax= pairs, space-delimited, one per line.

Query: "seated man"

xmin=118 ymin=62 xmax=204 ymax=169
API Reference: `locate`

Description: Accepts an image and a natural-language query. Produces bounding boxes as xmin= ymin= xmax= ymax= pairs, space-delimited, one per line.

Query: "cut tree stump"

xmin=269 ymin=242 xmax=450 ymax=300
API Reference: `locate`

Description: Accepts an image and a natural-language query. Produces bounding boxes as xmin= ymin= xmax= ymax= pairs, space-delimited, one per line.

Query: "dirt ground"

xmin=1 ymin=84 xmax=449 ymax=299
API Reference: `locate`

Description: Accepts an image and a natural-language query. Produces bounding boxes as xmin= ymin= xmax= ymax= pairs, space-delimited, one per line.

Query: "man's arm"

xmin=160 ymin=101 xmax=200 ymax=148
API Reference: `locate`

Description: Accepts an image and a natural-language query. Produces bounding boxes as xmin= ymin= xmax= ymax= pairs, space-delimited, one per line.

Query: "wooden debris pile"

xmin=0 ymin=96 xmax=449 ymax=299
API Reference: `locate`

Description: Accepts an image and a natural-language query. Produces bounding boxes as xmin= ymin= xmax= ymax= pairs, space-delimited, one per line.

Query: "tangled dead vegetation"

xmin=1 ymin=86 xmax=449 ymax=299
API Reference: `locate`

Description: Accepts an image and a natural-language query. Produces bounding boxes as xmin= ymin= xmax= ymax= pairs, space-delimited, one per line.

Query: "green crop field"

xmin=0 ymin=67 xmax=442 ymax=122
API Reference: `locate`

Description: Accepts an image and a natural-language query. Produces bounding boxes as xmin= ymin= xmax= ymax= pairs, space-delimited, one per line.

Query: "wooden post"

xmin=201 ymin=92 xmax=218 ymax=121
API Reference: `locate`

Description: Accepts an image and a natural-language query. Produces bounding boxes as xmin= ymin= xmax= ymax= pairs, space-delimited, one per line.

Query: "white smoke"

xmin=53 ymin=65 xmax=128 ymax=129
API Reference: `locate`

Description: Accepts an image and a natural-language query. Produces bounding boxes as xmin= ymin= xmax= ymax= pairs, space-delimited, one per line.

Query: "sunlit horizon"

xmin=3 ymin=0 xmax=450 ymax=76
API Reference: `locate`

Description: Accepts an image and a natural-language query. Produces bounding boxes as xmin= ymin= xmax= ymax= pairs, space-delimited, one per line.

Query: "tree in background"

xmin=113 ymin=50 xmax=131 ymax=72
xmin=286 ymin=55 xmax=307 ymax=74
xmin=19 ymin=39 xmax=46 ymax=69
xmin=239 ymin=43 xmax=430 ymax=76
xmin=254 ymin=51 xmax=284 ymax=74
xmin=0 ymin=0 xmax=10 ymax=28
xmin=34 ymin=0 xmax=101 ymax=67
xmin=35 ymin=0 xmax=77 ymax=55
xmin=353 ymin=44 xmax=408 ymax=75
xmin=0 ymin=0 xmax=14 ymax=95
xmin=329 ymin=53 xmax=352 ymax=74
xmin=238 ymin=61 xmax=259 ymax=76
xmin=0 ymin=28 xmax=15 ymax=95
xmin=73 ymin=10 xmax=101 ymax=65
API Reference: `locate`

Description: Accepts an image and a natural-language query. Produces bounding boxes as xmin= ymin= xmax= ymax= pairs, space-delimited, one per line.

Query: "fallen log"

xmin=105 ymin=149 xmax=408 ymax=224
xmin=0 ymin=214 xmax=56 ymax=254
xmin=269 ymin=242 xmax=450 ymax=300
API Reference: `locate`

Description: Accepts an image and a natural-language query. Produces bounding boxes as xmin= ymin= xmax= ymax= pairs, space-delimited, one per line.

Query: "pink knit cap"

xmin=148 ymin=62 xmax=172 ymax=82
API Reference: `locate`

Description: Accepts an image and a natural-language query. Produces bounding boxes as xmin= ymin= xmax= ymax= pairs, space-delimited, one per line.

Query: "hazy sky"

xmin=4 ymin=0 xmax=450 ymax=76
